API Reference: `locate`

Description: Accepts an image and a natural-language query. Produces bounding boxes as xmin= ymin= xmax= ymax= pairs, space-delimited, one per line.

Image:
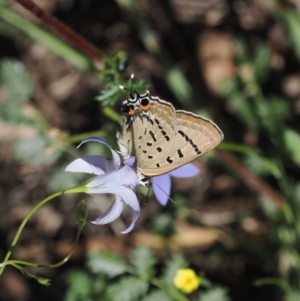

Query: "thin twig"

xmin=14 ymin=0 xmax=103 ymax=63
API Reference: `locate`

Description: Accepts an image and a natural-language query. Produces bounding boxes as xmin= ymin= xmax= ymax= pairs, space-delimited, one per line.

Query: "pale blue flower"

xmin=152 ymin=163 xmax=200 ymax=206
xmin=65 ymin=137 xmax=140 ymax=234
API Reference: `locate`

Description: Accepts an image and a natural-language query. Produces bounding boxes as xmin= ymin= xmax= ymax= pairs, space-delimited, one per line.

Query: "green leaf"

xmin=283 ymin=128 xmax=300 ymax=167
xmin=0 ymin=103 xmax=32 ymax=124
xmin=151 ymin=213 xmax=175 ymax=237
xmin=0 ymin=7 xmax=92 ymax=71
xmin=64 ymin=270 xmax=94 ymax=301
xmin=255 ymin=96 xmax=290 ymax=133
xmin=244 ymin=154 xmax=280 ymax=178
xmin=87 ymin=251 xmax=128 ymax=278
xmin=255 ymin=277 xmax=293 ymax=296
xmin=228 ymin=93 xmax=258 ymax=130
xmin=165 ymin=67 xmax=193 ymax=104
xmin=96 ymin=84 xmax=122 ymax=106
xmin=12 ymin=137 xmax=61 ymax=165
xmin=196 ymin=286 xmax=231 ymax=301
xmin=0 ymin=59 xmax=33 ymax=103
xmin=130 ymin=246 xmax=156 ymax=279
xmin=161 ymin=254 xmax=188 ymax=287
xmin=0 ymin=0 xmax=11 ymax=6
xmin=141 ymin=290 xmax=174 ymax=301
xmin=252 ymin=44 xmax=270 ymax=82
xmin=106 ymin=276 xmax=148 ymax=301
xmin=268 ymin=96 xmax=290 ymax=122
xmin=103 ymin=106 xmax=120 ymax=123
xmin=221 ymin=78 xmax=240 ymax=97
xmin=281 ymin=9 xmax=300 ymax=62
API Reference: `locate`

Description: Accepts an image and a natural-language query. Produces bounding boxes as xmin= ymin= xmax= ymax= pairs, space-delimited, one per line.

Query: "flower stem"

xmin=1 ymin=229 xmax=81 ymax=270
xmin=0 ymin=186 xmax=84 ymax=275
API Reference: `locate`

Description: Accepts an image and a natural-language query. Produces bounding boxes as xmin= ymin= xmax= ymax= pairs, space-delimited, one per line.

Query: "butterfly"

xmin=118 ymin=90 xmax=223 ymax=182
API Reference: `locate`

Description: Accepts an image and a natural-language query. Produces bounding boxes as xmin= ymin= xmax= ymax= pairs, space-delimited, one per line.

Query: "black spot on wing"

xmin=149 ymin=130 xmax=156 ymax=142
xmin=154 ymin=118 xmax=169 ymax=140
xmin=156 ymin=147 xmax=162 ymax=152
xmin=177 ymin=149 xmax=184 ymax=158
xmin=177 ymin=130 xmax=202 ymax=155
xmin=166 ymin=156 xmax=173 ymax=164
xmin=143 ymin=114 xmax=154 ymax=125
xmin=178 ymin=130 xmax=185 ymax=137
xmin=146 ymin=142 xmax=152 ymax=146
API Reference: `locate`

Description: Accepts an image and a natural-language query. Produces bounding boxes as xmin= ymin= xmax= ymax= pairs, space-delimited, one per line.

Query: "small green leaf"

xmin=18 ymin=266 xmax=51 ymax=286
xmin=96 ymin=84 xmax=122 ymax=106
xmin=283 ymin=128 xmax=300 ymax=167
xmin=0 ymin=0 xmax=11 ymax=7
xmin=268 ymin=96 xmax=290 ymax=122
xmin=103 ymin=106 xmax=120 ymax=123
xmin=166 ymin=67 xmax=193 ymax=104
xmin=106 ymin=276 xmax=148 ymax=301
xmin=228 ymin=93 xmax=258 ymax=130
xmin=87 ymin=251 xmax=128 ymax=278
xmin=244 ymin=154 xmax=281 ymax=178
xmin=0 ymin=59 xmax=33 ymax=103
xmin=0 ymin=102 xmax=33 ymax=124
xmin=12 ymin=137 xmax=60 ymax=165
xmin=281 ymin=9 xmax=300 ymax=62
xmin=130 ymin=246 xmax=156 ymax=279
xmin=64 ymin=270 xmax=94 ymax=301
xmin=161 ymin=254 xmax=188 ymax=287
xmin=252 ymin=44 xmax=270 ymax=82
xmin=150 ymin=213 xmax=175 ymax=237
xmin=221 ymin=78 xmax=240 ymax=97
xmin=141 ymin=290 xmax=173 ymax=301
xmin=196 ymin=286 xmax=231 ymax=301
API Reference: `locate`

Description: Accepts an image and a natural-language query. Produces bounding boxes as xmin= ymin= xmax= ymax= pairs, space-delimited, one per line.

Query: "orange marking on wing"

xmin=140 ymin=102 xmax=151 ymax=111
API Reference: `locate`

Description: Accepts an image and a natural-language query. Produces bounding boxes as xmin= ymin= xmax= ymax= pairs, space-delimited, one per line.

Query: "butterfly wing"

xmin=126 ymin=99 xmax=177 ymax=164
xmin=138 ymin=110 xmax=223 ymax=176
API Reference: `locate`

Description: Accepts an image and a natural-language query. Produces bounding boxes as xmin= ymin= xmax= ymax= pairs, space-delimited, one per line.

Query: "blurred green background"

xmin=1 ymin=0 xmax=300 ymax=300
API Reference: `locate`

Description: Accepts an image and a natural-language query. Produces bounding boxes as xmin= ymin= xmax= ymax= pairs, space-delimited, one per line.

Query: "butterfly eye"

xmin=121 ymin=104 xmax=135 ymax=115
xmin=121 ymin=105 xmax=130 ymax=113
xmin=140 ymin=98 xmax=150 ymax=111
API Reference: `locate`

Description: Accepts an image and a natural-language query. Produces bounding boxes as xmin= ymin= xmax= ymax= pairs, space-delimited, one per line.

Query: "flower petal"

xmin=91 ymin=196 xmax=123 ymax=225
xmin=116 ymin=163 xmax=139 ymax=188
xmin=117 ymin=186 xmax=140 ymax=234
xmin=124 ymin=156 xmax=136 ymax=168
xmin=86 ymin=164 xmax=139 ymax=194
xmin=65 ymin=155 xmax=110 ymax=175
xmin=152 ymin=174 xmax=171 ymax=206
xmin=169 ymin=163 xmax=200 ymax=178
xmin=78 ymin=136 xmax=121 ymax=168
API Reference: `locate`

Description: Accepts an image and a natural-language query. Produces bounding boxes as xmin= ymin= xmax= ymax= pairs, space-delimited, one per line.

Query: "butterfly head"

xmin=121 ymin=91 xmax=152 ymax=129
xmin=121 ymin=91 xmax=151 ymax=114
